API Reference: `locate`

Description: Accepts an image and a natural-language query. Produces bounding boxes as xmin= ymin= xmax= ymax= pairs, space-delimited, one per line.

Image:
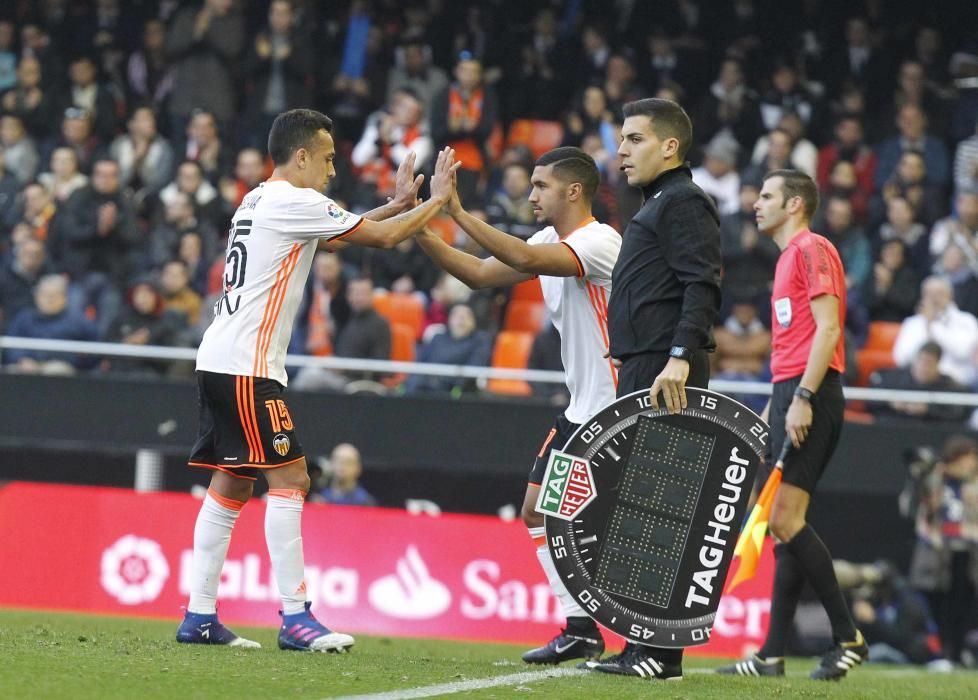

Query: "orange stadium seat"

xmin=503 ymin=299 xmax=546 ymax=334
xmin=864 ymin=321 xmax=902 ymax=352
xmin=383 ymin=323 xmax=417 ymax=388
xmin=486 ymin=330 xmax=535 ymax=396
xmin=427 ymin=216 xmax=460 ymax=245
xmin=373 ymin=293 xmax=425 ymax=340
xmin=506 ymin=119 xmax=564 ymax=159
xmin=511 ymin=278 xmax=544 ymax=303
xmin=855 ymin=348 xmax=896 ymax=387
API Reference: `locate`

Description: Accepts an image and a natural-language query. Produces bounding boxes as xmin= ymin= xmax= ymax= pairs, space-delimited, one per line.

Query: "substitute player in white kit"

xmin=415 ymin=147 xmax=620 ymax=664
xmin=177 ymin=109 xmax=459 ymax=651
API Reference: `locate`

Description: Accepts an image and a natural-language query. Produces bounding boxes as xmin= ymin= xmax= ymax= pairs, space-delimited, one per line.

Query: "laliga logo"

xmin=368 ymin=546 xmax=451 ymax=619
xmin=100 ymin=535 xmax=170 ymax=605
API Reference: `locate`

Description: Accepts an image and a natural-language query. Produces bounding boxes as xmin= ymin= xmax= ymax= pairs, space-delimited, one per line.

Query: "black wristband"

xmin=669 ymin=345 xmax=692 ymax=362
xmin=794 ymin=386 xmax=815 ymax=403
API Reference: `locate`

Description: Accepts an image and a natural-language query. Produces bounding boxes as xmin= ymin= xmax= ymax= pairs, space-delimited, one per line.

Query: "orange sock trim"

xmin=207 ymin=488 xmax=246 ymax=512
xmin=267 ymin=488 xmax=307 ymax=502
xmin=532 ymin=535 xmax=547 ymax=547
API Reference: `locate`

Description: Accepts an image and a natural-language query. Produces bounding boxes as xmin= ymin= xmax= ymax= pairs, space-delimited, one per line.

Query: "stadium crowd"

xmin=1 ymin=0 xmax=978 ymax=416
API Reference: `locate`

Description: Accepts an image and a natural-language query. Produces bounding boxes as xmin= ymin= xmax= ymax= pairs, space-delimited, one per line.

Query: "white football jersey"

xmin=527 ymin=218 xmax=621 ymax=423
xmin=196 ymin=179 xmax=363 ymax=385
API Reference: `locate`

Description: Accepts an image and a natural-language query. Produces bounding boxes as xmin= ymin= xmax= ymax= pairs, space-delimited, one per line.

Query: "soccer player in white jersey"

xmin=177 ymin=109 xmax=459 ymax=651
xmin=415 ymin=147 xmax=621 ymax=664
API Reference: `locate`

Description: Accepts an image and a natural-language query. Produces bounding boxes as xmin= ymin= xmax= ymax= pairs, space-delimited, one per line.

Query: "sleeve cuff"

xmin=561 ymin=241 xmax=585 ymax=278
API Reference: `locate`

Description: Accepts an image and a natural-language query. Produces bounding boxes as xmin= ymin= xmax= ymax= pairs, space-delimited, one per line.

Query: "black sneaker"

xmin=522 ymin=628 xmax=604 ymax=665
xmin=810 ymin=630 xmax=869 ymax=680
xmin=588 ymin=642 xmax=683 ymax=680
xmin=716 ymin=654 xmax=785 ymax=677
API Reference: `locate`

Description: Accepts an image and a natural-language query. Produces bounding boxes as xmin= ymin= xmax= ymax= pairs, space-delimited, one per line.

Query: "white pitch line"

xmin=331 ymin=668 xmax=585 ymax=699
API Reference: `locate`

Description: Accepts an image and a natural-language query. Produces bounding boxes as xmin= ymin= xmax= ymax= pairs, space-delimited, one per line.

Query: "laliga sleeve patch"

xmin=543 ymin=388 xmax=765 ymax=647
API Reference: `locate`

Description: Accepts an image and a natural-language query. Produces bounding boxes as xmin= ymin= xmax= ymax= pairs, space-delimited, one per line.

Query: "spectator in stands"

xmin=103 ymin=278 xmax=181 ymax=376
xmin=823 ymin=159 xmax=870 ymax=225
xmin=825 ymin=17 xmax=889 ymax=104
xmin=14 ymin=182 xmax=58 ymax=242
xmin=869 ymin=342 xmax=969 ymax=423
xmin=740 ymin=127 xmax=793 ymax=188
xmin=694 ymin=57 xmax=763 ymax=156
xmin=875 ymin=103 xmax=950 ymax=192
xmin=110 ymin=106 xmax=175 ymax=209
xmin=0 ymin=144 xmax=20 ymax=231
xmin=692 ymin=131 xmax=740 ymax=216
xmin=0 ymin=113 xmax=39 ymax=185
xmin=351 ymin=88 xmax=432 ymax=210
xmin=873 ymin=151 xmax=945 ymax=231
xmin=816 ymin=195 xmax=872 ymax=295
xmin=430 ymin=54 xmax=499 ymax=207
xmin=157 ymin=160 xmax=221 ymax=229
xmin=0 ymin=21 xmax=15 ymax=94
xmin=177 ymin=231 xmax=209 ymax=297
xmin=159 ymin=258 xmax=202 ymax=327
xmin=751 ymin=111 xmax=817 ymax=178
xmin=712 ymin=293 xmax=770 ymax=415
xmin=601 ymin=52 xmax=644 ymax=115
xmin=893 ymin=276 xmax=978 ymax=387
xmin=241 ymin=0 xmax=314 ymax=150
xmin=816 ymin=114 xmax=877 ymax=205
xmin=954 ymin=121 xmax=978 ymax=194
xmin=145 ymin=190 xmax=218 ymax=273
xmin=718 ymin=180 xmax=779 ymax=317
xmin=386 ymin=38 xmax=449 ymax=115
xmin=181 ymin=110 xmax=231 ymax=186
xmin=562 ymin=86 xmax=614 ymax=149
xmin=484 ymin=163 xmax=537 ymax=240
xmin=3 ymin=274 xmax=98 ymax=374
xmin=930 ymin=189 xmax=978 ymax=263
xmin=864 ymin=239 xmax=919 ymax=323
xmin=933 ymin=243 xmax=978 ymax=318
xmin=1 ymin=55 xmax=56 ymax=140
xmin=875 ymin=195 xmax=932 ymax=279
xmin=41 ymin=107 xmax=104 ymax=177
xmin=909 ymin=435 xmax=978 ymax=664
xmin=18 ymin=23 xmax=61 ymax=93
xmin=294 ymin=251 xmax=350 ymax=358
xmin=404 ymin=302 xmax=491 ymax=395
xmin=165 ymin=0 xmax=244 ymax=135
xmin=0 ymin=237 xmax=53 ymax=327
xmin=505 ymin=8 xmax=572 ymax=121
xmin=125 ymin=19 xmax=175 ymax=116
xmin=218 ymin=147 xmax=267 ymax=216
xmin=880 ymin=60 xmax=950 ymax=143
xmin=52 ymin=158 xmax=138 ymax=289
xmin=759 ymin=61 xmax=814 ymax=131
xmin=63 ymin=55 xmax=118 ymax=143
xmin=369 ymin=236 xmax=440 ymax=297
xmin=316 ymin=443 xmax=377 ymax=507
xmin=37 ymin=147 xmax=88 ymax=204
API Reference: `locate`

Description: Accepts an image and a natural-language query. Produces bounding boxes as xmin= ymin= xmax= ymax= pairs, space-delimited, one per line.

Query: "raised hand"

xmin=390 ymin=151 xmax=424 ymax=211
xmin=429 ymin=147 xmax=461 ymax=206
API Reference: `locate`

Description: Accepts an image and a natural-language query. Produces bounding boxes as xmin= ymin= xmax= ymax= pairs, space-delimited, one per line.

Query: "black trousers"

xmin=616 ymin=349 xmax=711 ymax=397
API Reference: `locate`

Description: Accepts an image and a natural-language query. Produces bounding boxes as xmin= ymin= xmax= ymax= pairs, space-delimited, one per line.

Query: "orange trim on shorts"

xmin=189 ymin=456 xmax=305 ymax=474
xmin=235 ymin=376 xmax=257 ymax=462
xmin=189 ymin=462 xmax=259 ymax=481
xmin=537 ymin=427 xmax=558 ymax=458
xmin=206 ymin=487 xmax=246 ymax=511
xmin=245 ymin=377 xmax=266 ymax=463
xmin=267 ymin=488 xmax=307 ymax=502
xmin=253 ymin=244 xmax=302 ymax=377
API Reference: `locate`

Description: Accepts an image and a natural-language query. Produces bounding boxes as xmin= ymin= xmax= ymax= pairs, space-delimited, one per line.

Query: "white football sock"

xmin=187 ymin=489 xmax=244 ymax=615
xmin=528 ymin=526 xmax=585 ymax=619
xmin=266 ymin=489 xmax=307 ymax=616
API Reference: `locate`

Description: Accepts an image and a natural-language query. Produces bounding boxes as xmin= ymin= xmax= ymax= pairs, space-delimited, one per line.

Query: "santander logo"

xmin=368 ymin=546 xmax=452 ymax=619
xmin=100 ymin=535 xmax=170 ymax=605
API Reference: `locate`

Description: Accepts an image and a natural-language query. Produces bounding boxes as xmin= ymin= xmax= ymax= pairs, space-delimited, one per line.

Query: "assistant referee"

xmin=717 ymin=169 xmax=867 ymax=681
xmin=588 ymin=98 xmax=722 ymax=681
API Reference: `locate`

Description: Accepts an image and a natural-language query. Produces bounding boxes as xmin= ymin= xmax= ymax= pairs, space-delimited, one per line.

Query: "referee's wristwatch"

xmin=793 ymin=386 xmax=816 ymax=403
xmin=669 ymin=345 xmax=692 ymax=362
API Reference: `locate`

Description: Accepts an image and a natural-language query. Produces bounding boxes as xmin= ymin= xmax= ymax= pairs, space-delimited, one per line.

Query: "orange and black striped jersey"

xmin=528 ymin=219 xmax=621 ymax=423
xmin=196 ymin=180 xmax=362 ymax=385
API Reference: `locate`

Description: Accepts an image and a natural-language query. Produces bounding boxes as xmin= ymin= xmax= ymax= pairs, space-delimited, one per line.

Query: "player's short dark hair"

xmin=268 ymin=109 xmax=333 ymax=166
xmin=535 ymin=147 xmax=600 ymax=200
xmin=763 ymin=169 xmax=819 ymax=220
xmin=621 ymin=98 xmax=693 ymax=160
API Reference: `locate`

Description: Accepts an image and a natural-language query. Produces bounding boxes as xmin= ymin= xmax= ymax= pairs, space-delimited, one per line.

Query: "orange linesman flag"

xmin=725 ymin=441 xmax=789 ymax=594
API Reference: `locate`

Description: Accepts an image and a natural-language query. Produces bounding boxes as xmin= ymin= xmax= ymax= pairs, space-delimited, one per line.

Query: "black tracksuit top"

xmin=607 ymin=165 xmax=722 ymax=359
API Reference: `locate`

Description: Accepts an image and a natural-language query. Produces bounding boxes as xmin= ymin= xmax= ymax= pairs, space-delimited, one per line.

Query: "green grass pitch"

xmin=1 ymin=609 xmax=976 ymax=699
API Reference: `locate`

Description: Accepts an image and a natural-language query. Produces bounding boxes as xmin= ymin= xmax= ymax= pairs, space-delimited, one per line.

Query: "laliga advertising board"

xmin=536 ymin=388 xmax=765 ymax=647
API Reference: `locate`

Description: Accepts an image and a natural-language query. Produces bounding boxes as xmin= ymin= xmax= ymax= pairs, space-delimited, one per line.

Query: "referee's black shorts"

xmin=759 ymin=370 xmax=844 ymax=495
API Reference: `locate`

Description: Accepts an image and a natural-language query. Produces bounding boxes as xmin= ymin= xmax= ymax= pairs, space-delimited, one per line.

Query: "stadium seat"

xmin=503 ymin=299 xmax=546 ymax=334
xmin=373 ymin=292 xmax=426 ymax=340
xmin=383 ymin=322 xmax=417 ymax=388
xmin=511 ymin=278 xmax=544 ymax=303
xmin=864 ymin=321 xmax=902 ymax=352
xmin=427 ymin=216 xmax=460 ymax=245
xmin=855 ymin=348 xmax=896 ymax=387
xmin=486 ymin=330 xmax=535 ymax=396
xmin=506 ymin=119 xmax=564 ymax=159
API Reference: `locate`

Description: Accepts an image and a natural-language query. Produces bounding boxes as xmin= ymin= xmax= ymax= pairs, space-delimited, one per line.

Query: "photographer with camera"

xmin=905 ymin=435 xmax=978 ymax=665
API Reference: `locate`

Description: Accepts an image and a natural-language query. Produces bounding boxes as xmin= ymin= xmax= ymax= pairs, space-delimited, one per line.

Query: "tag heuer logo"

xmin=535 ymin=450 xmax=596 ymax=521
xmin=272 ymin=434 xmax=290 ymax=456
